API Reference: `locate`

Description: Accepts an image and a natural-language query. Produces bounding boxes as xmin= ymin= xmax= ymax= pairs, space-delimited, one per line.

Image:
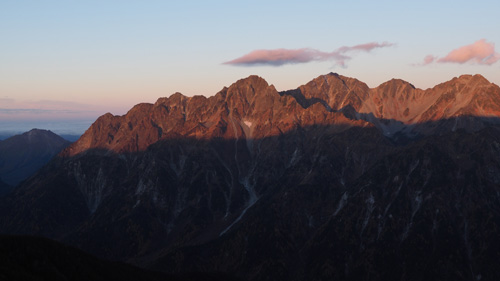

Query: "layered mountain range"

xmin=1 ymin=73 xmax=500 ymax=280
xmin=64 ymin=73 xmax=500 ymax=156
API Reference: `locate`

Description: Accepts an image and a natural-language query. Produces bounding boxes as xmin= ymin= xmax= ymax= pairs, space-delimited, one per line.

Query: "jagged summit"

xmin=455 ymin=73 xmax=490 ymax=84
xmin=62 ymin=73 xmax=500 ymax=156
xmin=376 ymin=78 xmax=416 ymax=90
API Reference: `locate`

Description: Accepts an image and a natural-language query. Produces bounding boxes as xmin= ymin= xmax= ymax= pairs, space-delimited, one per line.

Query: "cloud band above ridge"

xmin=223 ymin=42 xmax=394 ymax=67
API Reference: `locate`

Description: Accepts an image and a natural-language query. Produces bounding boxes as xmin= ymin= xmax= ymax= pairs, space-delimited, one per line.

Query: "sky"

xmin=1 ymin=0 xmax=500 ymax=135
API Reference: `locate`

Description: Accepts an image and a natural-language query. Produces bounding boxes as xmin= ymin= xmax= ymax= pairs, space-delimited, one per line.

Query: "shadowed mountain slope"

xmin=0 ymin=129 xmax=70 ymax=188
xmin=1 ymin=74 xmax=500 ymax=280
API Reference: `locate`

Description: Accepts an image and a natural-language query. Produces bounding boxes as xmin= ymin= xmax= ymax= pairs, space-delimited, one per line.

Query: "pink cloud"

xmin=223 ymin=48 xmax=345 ymax=66
xmin=419 ymin=39 xmax=499 ymax=66
xmin=438 ymin=39 xmax=499 ymax=65
xmin=423 ymin=55 xmax=437 ymax=65
xmin=336 ymin=42 xmax=394 ymax=53
xmin=412 ymin=55 xmax=437 ymax=66
xmin=0 ymin=99 xmax=112 ymax=121
xmin=224 ymin=42 xmax=394 ymax=67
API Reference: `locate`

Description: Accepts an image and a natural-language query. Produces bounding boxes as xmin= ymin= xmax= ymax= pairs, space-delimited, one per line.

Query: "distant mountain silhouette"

xmin=1 ymin=74 xmax=500 ymax=280
xmin=0 ymin=132 xmax=82 ymax=142
xmin=0 ymin=129 xmax=70 ymax=188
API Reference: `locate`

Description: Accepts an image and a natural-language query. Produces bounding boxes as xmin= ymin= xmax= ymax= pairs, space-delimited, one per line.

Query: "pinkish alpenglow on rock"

xmin=1 ymin=73 xmax=500 ymax=281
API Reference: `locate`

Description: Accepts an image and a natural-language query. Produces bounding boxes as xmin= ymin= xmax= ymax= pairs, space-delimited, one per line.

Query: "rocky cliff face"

xmin=64 ymin=75 xmax=369 ymax=156
xmin=1 ymin=73 xmax=500 ymax=281
xmin=285 ymin=73 xmax=500 ymax=139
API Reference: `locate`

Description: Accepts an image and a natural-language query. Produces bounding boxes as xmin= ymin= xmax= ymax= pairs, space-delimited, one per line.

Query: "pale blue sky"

xmin=1 ymin=0 xmax=499 ymax=130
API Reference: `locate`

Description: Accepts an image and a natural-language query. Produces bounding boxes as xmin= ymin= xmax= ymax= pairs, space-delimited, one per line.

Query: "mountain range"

xmin=1 ymin=73 xmax=500 ymax=280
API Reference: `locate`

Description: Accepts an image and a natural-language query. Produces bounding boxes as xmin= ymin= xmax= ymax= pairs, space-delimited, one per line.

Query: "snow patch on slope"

xmin=244 ymin=120 xmax=253 ymax=128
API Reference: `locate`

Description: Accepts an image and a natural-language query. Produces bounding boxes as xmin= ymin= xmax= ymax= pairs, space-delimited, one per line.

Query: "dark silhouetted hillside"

xmin=0 ymin=129 xmax=70 ymax=187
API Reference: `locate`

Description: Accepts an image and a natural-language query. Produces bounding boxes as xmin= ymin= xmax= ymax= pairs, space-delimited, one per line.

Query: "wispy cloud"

xmin=0 ymin=99 xmax=104 ymax=120
xmin=223 ymin=42 xmax=395 ymax=67
xmin=414 ymin=55 xmax=437 ymax=66
xmin=1 ymin=98 xmax=94 ymax=110
xmin=0 ymin=108 xmax=89 ymax=115
xmin=417 ymin=39 xmax=500 ymax=66
xmin=0 ymin=98 xmax=15 ymax=103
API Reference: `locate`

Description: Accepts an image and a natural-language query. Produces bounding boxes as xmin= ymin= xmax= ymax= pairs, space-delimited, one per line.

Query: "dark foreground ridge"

xmin=1 ymin=73 xmax=500 ymax=280
xmin=0 ymin=235 xmax=241 ymax=281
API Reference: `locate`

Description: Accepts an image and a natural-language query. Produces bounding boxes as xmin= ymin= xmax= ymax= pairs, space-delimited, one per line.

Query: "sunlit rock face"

xmin=1 ymin=73 xmax=500 ymax=281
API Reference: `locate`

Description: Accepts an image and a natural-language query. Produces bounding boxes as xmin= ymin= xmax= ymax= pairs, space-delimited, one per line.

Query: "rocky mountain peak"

xmin=20 ymin=129 xmax=59 ymax=144
xmin=227 ymin=75 xmax=270 ymax=94
xmin=376 ymin=78 xmax=416 ymax=92
xmin=154 ymin=92 xmax=188 ymax=107
xmin=10 ymin=129 xmax=68 ymax=149
xmin=410 ymin=74 xmax=500 ymax=125
xmin=61 ymin=73 xmax=500 ymax=156
xmin=25 ymin=128 xmax=50 ymax=136
xmin=294 ymin=73 xmax=370 ymax=112
xmin=224 ymin=75 xmax=280 ymax=120
xmin=226 ymin=75 xmax=271 ymax=102
xmin=456 ymin=73 xmax=489 ymax=84
xmin=433 ymin=74 xmax=492 ymax=92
